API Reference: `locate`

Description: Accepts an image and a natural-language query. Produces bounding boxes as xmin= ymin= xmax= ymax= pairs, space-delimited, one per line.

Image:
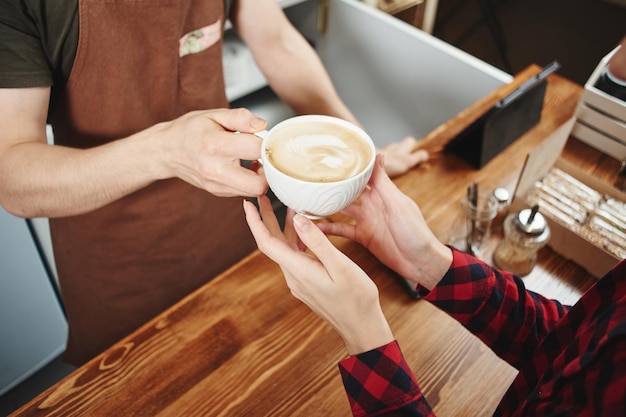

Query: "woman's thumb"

xmin=293 ymin=215 xmax=336 ymax=260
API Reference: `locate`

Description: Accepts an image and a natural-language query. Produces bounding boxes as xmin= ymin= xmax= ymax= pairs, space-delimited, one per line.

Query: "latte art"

xmin=266 ymin=123 xmax=372 ymax=183
xmin=260 ymin=115 xmax=375 ymax=219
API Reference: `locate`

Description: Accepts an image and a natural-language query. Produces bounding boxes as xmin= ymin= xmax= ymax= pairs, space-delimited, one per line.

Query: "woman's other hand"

xmin=244 ymin=196 xmax=394 ymax=356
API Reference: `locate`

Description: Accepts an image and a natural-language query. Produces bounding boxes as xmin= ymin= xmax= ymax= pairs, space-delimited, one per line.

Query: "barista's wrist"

xmin=136 ymin=120 xmax=183 ymax=181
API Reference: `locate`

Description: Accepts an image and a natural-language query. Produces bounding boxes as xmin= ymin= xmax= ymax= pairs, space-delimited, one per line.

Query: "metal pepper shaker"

xmin=493 ymin=205 xmax=550 ymax=276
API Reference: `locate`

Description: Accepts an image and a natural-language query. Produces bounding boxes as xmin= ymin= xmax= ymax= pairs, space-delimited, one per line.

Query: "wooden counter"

xmin=11 ymin=66 xmax=621 ymax=417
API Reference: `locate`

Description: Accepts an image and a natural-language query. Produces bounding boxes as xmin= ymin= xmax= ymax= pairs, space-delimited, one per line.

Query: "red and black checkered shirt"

xmin=339 ymin=249 xmax=626 ymax=416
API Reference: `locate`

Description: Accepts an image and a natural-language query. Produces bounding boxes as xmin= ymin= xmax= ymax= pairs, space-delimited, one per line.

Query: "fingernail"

xmin=293 ymin=214 xmax=311 ymax=231
xmin=378 ymin=154 xmax=385 ymax=168
xmin=251 ymin=117 xmax=265 ymax=128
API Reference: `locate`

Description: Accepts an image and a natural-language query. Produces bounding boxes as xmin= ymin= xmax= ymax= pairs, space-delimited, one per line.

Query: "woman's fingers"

xmin=283 ymin=208 xmax=308 ymax=252
xmin=244 ymin=199 xmax=321 ymax=277
xmin=315 ymin=221 xmax=356 ymax=241
xmin=292 ymin=214 xmax=356 ymax=279
xmin=256 ymin=194 xmax=283 ymax=237
xmin=243 ymin=199 xmax=275 ymax=250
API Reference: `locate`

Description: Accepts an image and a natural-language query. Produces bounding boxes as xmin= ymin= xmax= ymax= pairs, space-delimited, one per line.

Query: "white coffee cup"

xmin=257 ymin=115 xmax=376 ymax=219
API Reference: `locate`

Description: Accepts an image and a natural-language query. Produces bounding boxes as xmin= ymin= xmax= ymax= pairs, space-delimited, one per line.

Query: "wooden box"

xmin=511 ymin=118 xmax=625 ymax=278
xmin=572 ymin=46 xmax=626 ymax=160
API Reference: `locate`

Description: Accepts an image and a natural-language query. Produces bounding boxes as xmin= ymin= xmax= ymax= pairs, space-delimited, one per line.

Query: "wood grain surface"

xmin=11 ymin=66 xmax=620 ymax=417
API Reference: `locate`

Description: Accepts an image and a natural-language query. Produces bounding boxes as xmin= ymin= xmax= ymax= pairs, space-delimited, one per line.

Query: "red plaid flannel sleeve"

xmin=338 ymin=341 xmax=434 ymax=417
xmin=423 ymin=249 xmax=570 ymax=368
xmin=495 ymin=259 xmax=626 ymax=416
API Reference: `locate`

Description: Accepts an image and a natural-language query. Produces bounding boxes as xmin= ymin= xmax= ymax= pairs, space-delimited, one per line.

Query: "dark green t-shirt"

xmin=0 ymin=0 xmax=79 ymax=114
xmin=0 ymin=0 xmax=233 ymax=114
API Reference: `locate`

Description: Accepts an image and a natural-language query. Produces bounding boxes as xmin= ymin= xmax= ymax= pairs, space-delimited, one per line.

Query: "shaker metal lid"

xmin=493 ymin=187 xmax=510 ymax=204
xmin=514 ymin=205 xmax=547 ymax=235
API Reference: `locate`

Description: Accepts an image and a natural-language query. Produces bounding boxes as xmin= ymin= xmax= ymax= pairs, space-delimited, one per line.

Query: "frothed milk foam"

xmin=265 ymin=122 xmax=372 ymax=182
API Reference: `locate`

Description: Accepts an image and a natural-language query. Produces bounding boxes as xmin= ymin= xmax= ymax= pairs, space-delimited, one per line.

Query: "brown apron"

xmin=48 ymin=0 xmax=255 ymax=366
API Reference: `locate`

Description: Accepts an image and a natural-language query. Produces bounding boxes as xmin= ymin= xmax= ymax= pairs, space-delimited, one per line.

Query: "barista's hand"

xmin=317 ymin=155 xmax=452 ymax=290
xmin=244 ymin=195 xmax=394 ymax=356
xmin=155 ymin=107 xmax=269 ymax=197
xmin=378 ymin=136 xmax=429 ymax=178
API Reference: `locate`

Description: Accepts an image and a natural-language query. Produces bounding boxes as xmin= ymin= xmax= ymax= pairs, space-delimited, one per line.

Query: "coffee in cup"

xmin=265 ymin=120 xmax=372 ymax=183
xmin=258 ymin=115 xmax=376 ymax=219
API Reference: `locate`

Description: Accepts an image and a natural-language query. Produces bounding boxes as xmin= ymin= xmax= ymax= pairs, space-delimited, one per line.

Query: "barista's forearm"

xmin=235 ymin=0 xmax=357 ymax=123
xmin=0 ymin=129 xmax=165 ymax=218
xmin=263 ymin=32 xmax=356 ymax=123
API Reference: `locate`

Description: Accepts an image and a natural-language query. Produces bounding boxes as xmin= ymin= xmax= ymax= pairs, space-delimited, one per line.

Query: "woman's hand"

xmin=317 ymin=155 xmax=452 ymax=290
xmin=244 ymin=195 xmax=394 ymax=356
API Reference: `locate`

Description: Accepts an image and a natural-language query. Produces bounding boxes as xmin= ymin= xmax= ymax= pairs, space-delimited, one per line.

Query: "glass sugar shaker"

xmin=491 ymin=187 xmax=511 ymax=234
xmin=493 ymin=205 xmax=550 ymax=276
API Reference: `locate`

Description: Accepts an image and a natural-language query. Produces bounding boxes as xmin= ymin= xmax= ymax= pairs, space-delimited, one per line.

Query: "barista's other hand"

xmin=243 ymin=195 xmax=394 ymax=356
xmin=378 ymin=136 xmax=429 ymax=178
xmin=317 ymin=155 xmax=452 ymax=290
xmin=156 ymin=107 xmax=268 ymax=197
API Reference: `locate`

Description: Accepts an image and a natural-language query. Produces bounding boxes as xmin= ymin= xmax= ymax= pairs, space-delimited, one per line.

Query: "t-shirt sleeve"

xmin=0 ymin=3 xmax=53 ymax=87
